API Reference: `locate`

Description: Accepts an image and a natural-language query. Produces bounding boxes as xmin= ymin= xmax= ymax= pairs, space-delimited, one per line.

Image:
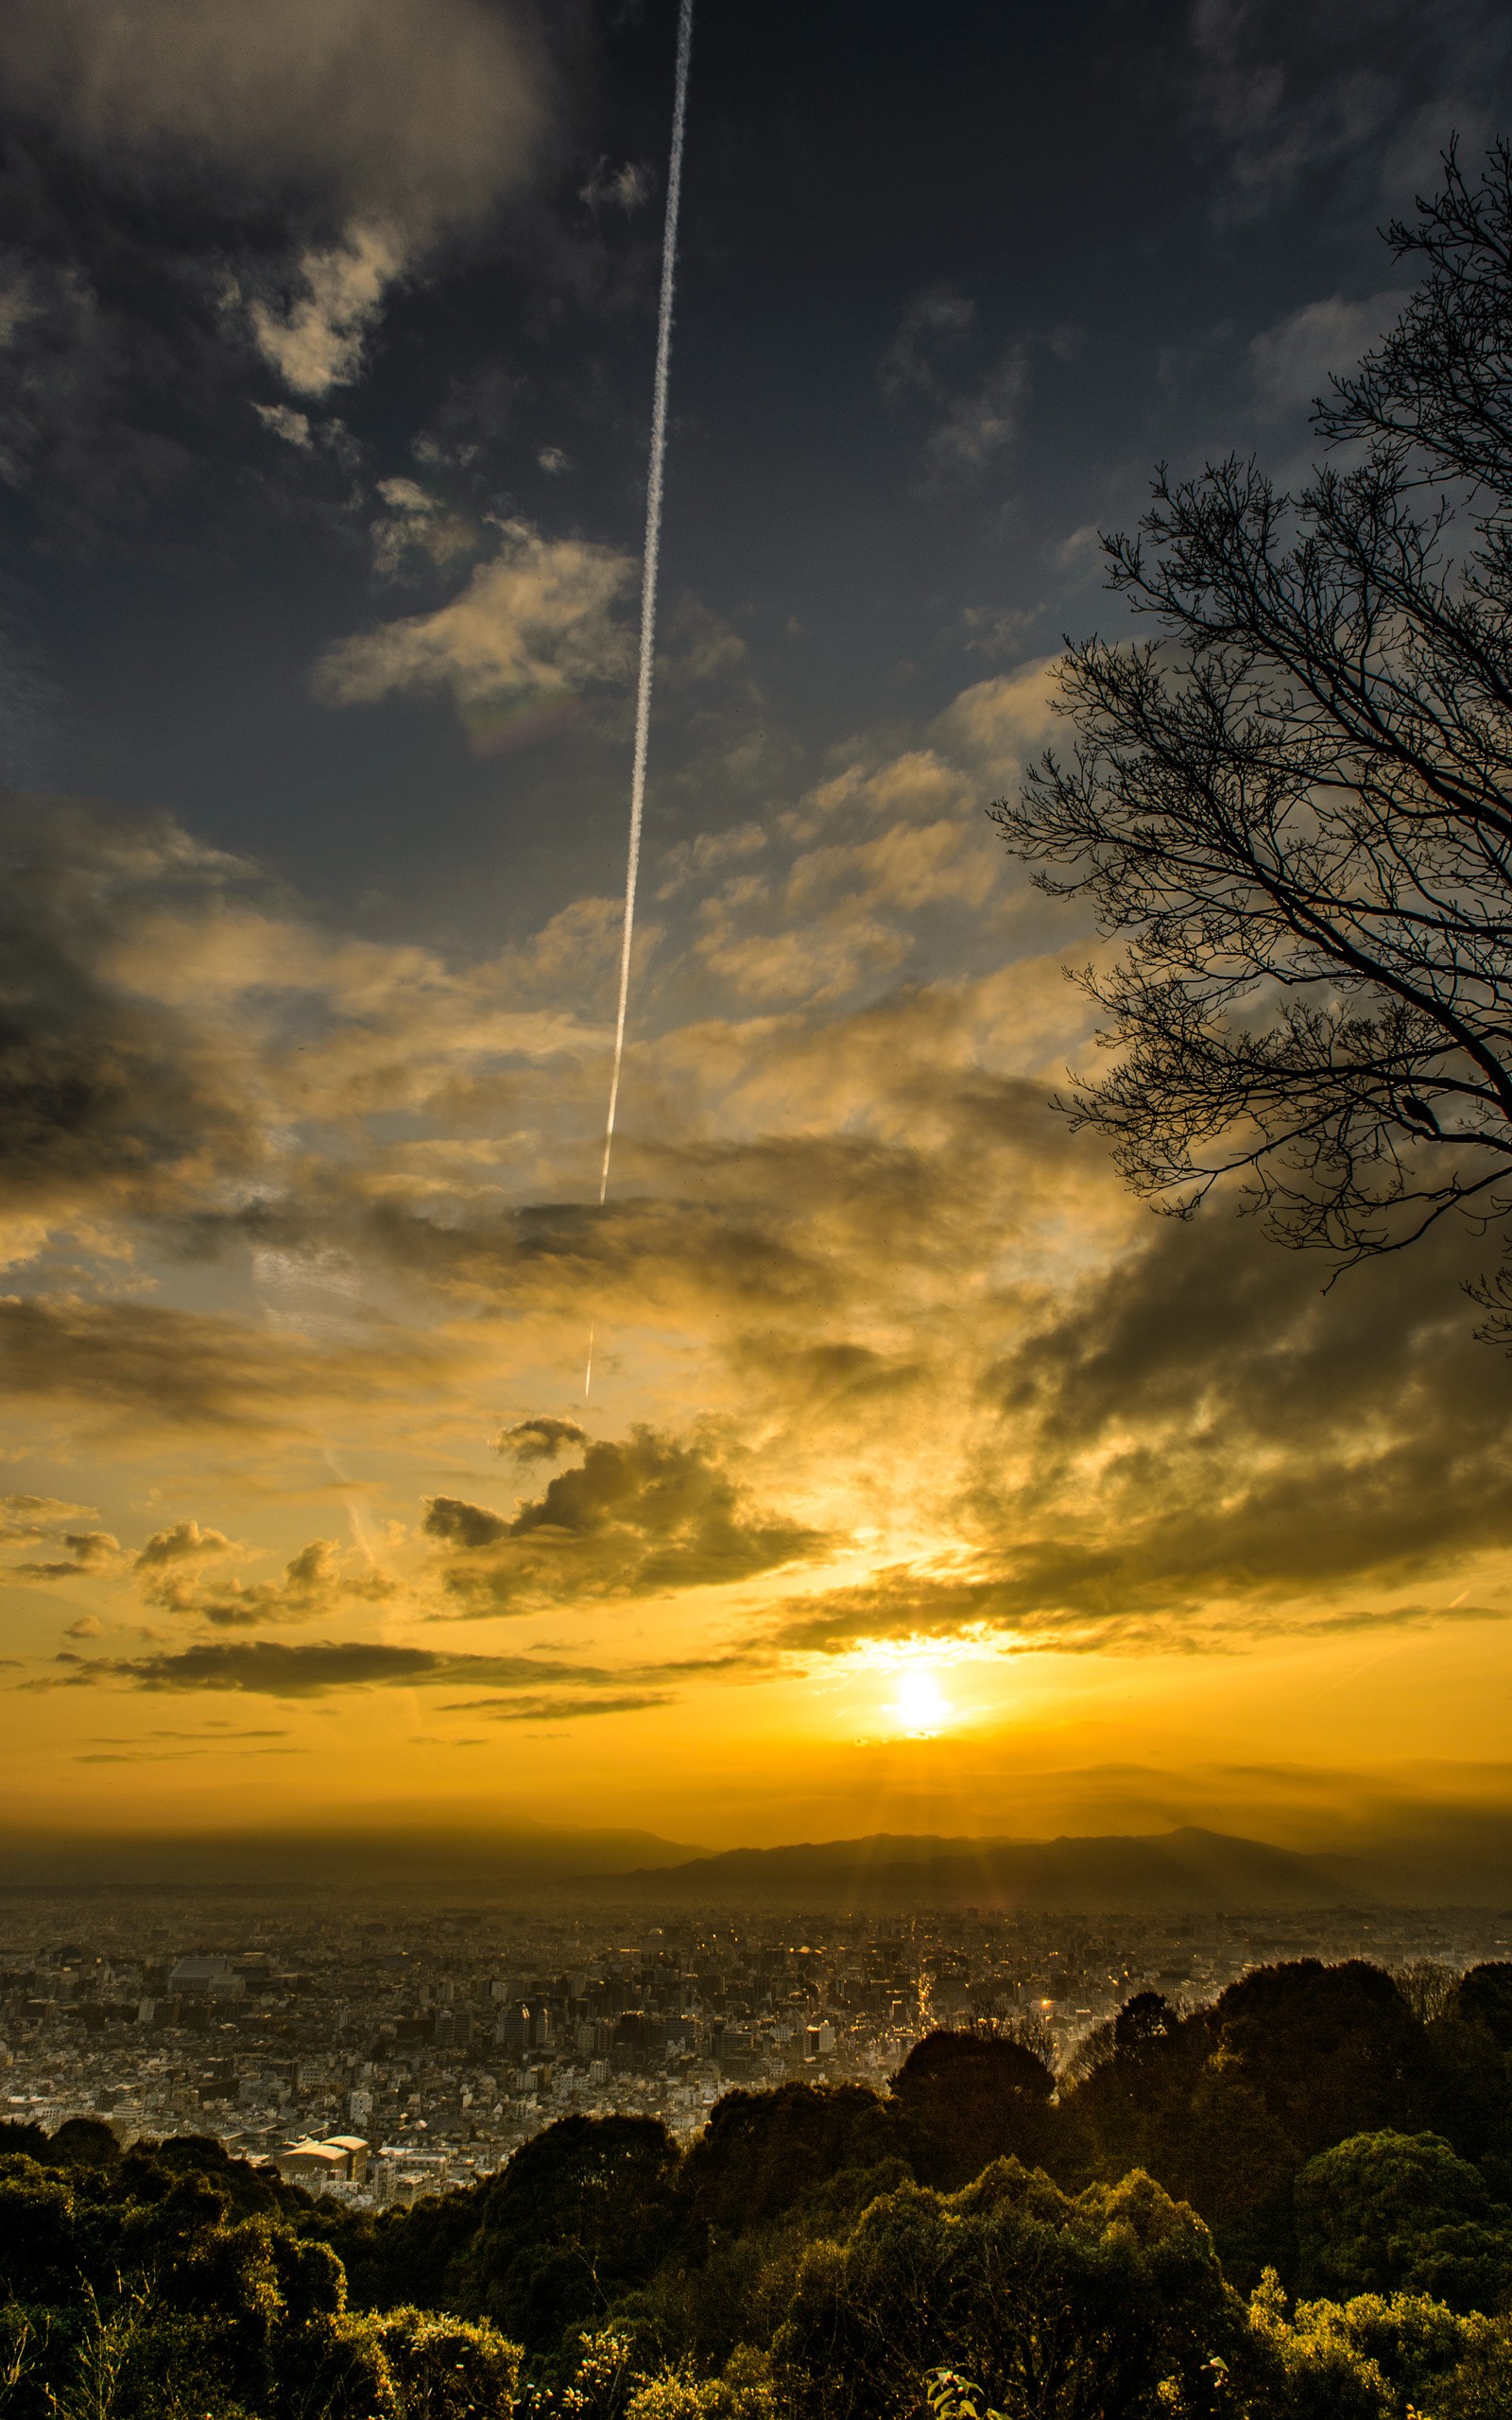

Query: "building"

xmin=167 ymin=1957 xmax=246 ymax=2000
xmin=275 ymin=2135 xmax=369 ymax=2189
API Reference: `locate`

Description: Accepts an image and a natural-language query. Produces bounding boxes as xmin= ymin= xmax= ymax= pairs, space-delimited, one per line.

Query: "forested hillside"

xmin=7 ymin=1957 xmax=1512 ymax=2417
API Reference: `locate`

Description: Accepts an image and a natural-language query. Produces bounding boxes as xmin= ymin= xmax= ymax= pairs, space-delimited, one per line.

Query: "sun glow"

xmin=889 ymin=1664 xmax=952 ymax=1737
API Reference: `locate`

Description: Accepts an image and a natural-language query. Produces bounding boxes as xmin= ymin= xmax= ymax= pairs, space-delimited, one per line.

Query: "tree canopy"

xmin=993 ymin=144 xmax=1512 ymax=1324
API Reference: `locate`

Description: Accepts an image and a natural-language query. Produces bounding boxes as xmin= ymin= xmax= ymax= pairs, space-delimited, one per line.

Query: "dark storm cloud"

xmin=426 ymin=1423 xmax=825 ymax=1616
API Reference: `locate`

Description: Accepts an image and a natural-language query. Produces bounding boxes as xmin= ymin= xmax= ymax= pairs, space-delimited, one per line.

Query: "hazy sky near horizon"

xmin=6 ymin=0 xmax=1512 ymax=1853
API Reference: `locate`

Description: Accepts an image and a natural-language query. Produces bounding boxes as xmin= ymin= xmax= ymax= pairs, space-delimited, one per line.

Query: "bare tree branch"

xmin=992 ymin=144 xmax=1512 ymax=1336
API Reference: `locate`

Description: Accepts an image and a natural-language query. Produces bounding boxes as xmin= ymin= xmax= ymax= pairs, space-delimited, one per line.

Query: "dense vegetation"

xmin=8 ymin=1957 xmax=1512 ymax=2417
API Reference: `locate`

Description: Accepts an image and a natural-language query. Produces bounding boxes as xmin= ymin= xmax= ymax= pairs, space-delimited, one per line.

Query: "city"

xmin=5 ymin=1891 xmax=1509 ymax=2207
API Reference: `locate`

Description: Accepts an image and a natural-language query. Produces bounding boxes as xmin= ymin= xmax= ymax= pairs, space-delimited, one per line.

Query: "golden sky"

xmin=4 ymin=0 xmax=1512 ymax=1862
xmin=5 ymin=654 xmax=1512 ymax=1856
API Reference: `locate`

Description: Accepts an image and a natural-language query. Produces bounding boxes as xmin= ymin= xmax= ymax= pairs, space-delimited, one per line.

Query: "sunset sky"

xmin=5 ymin=0 xmax=1512 ymax=1860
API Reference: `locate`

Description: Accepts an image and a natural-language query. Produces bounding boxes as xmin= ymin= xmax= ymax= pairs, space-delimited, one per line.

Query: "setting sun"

xmin=889 ymin=1667 xmax=951 ymax=1737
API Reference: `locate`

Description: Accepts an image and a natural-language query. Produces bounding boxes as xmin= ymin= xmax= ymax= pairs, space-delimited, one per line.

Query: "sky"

xmin=5 ymin=0 xmax=1512 ymax=1861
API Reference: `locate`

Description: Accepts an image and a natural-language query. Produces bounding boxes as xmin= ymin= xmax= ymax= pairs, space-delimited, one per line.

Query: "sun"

xmin=889 ymin=1665 xmax=951 ymax=1737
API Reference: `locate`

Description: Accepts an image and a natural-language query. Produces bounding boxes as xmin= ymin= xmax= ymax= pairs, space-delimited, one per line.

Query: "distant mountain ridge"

xmin=4 ymin=1818 xmax=1510 ymax=1907
xmin=595 ymin=1824 xmax=1512 ymax=1910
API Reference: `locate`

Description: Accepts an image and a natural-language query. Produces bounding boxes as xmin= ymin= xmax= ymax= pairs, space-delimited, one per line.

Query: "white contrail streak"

xmin=586 ymin=0 xmax=694 ymax=1401
xmin=597 ymin=0 xmax=695 ymax=1214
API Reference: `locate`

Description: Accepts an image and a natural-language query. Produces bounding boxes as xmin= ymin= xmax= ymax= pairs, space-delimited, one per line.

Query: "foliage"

xmin=888 ymin=2027 xmax=1064 ymax=2191
xmin=12 ymin=1954 xmax=1512 ymax=2418
xmin=0 ymin=2137 xmax=521 ymax=2420
xmin=1293 ymin=2131 xmax=1512 ymax=2309
xmin=773 ymin=2159 xmax=1243 ymax=2420
xmin=679 ymin=2085 xmax=897 ymax=2240
xmin=1241 ymin=2270 xmax=1512 ymax=2418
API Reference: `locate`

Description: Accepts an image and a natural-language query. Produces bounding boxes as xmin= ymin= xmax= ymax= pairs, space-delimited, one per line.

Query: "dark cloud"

xmin=1 ymin=1490 xmax=120 ymax=1579
xmin=0 ymin=797 xmax=259 ymax=1218
xmin=0 ymin=1292 xmax=441 ymax=1435
xmin=29 ymin=1639 xmax=634 ymax=1698
xmin=430 ymin=1423 xmax=826 ymax=1616
xmin=1182 ymin=0 xmax=1512 ymax=222
xmin=455 ymin=1690 xmax=672 ymax=1723
xmin=0 ymin=0 xmax=548 ymax=534
xmin=2 ymin=0 xmax=547 ymax=244
xmin=13 ymin=1530 xmax=120 ymax=1580
xmin=498 ymin=1416 xmax=589 ymax=1462
xmin=185 ymin=1539 xmax=397 ymax=1630
xmin=764 ymin=1207 xmax=1512 ymax=1659
xmin=726 ymin=1334 xmax=930 ymax=1419
xmin=424 ymin=1496 xmax=508 ymax=1549
xmin=0 ymin=1492 xmax=92 ymax=1540
xmin=133 ymin=1517 xmax=233 ymax=1573
xmin=997 ymin=1207 xmax=1512 ymax=1594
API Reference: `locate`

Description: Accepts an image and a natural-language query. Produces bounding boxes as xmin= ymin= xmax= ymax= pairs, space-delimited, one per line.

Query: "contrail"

xmin=586 ymin=0 xmax=695 ymax=1398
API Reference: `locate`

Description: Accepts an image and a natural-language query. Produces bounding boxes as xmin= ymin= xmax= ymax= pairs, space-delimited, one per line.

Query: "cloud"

xmin=134 ymin=1518 xmax=234 ymax=1575
xmin=0 ymin=1493 xmax=94 ymax=1541
xmin=146 ymin=1537 xmax=396 ymax=1629
xmin=1249 ymin=287 xmax=1410 ymax=409
xmin=1183 ymin=0 xmax=1511 ymax=222
xmin=920 ymin=351 xmax=1027 ymax=487
xmin=0 ymin=0 xmax=547 ymax=509
xmin=424 ymin=1497 xmax=508 ymax=1550
xmin=252 ymin=403 xmax=314 ymax=449
xmin=498 ymin=1417 xmax=590 ymax=1463
xmin=880 ymin=287 xmax=1026 ymax=490
xmin=65 ymin=1616 xmax=104 ymax=1640
xmin=369 ymin=477 xmax=478 ymax=579
xmin=244 ymin=224 xmax=403 ymax=396
xmin=1 ymin=1492 xmax=123 ymax=1579
xmin=0 ymin=0 xmax=546 ymax=245
xmin=457 ymin=1689 xmax=672 ymax=1723
xmin=0 ymin=799 xmax=265 ymax=1260
xmin=428 ymin=1424 xmax=827 ymax=1616
xmin=0 ymin=1293 xmax=444 ymax=1437
xmin=31 ymin=1638 xmax=651 ymax=1699
xmin=10 ymin=767 xmax=1512 ymax=1707
xmin=311 ymin=520 xmax=635 ymax=719
xmin=757 ymin=1203 xmax=1512 ymax=1663
xmin=579 ymin=160 xmax=653 ymax=215
xmin=14 ymin=1530 xmax=122 ymax=1581
xmin=881 ymin=287 xmax=976 ymax=396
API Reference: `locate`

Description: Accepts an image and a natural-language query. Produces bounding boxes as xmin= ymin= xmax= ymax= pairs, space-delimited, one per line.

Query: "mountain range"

xmin=3 ymin=1819 xmax=1510 ymax=1908
xmin=596 ymin=1824 xmax=1512 ymax=1911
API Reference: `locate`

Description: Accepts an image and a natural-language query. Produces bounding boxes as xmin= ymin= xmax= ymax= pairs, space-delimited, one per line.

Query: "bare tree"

xmin=992 ymin=145 xmax=1512 ymax=1324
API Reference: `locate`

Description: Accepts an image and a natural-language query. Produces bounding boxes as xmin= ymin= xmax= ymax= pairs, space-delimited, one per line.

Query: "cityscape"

xmin=5 ymin=1892 xmax=1509 ymax=2205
